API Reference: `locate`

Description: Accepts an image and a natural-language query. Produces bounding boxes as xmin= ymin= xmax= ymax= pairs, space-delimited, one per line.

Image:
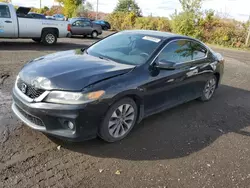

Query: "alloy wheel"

xmin=108 ymin=104 xmax=135 ymax=138
xmin=204 ymin=77 xmax=216 ymax=100
xmin=45 ymin=34 xmax=55 ymax=44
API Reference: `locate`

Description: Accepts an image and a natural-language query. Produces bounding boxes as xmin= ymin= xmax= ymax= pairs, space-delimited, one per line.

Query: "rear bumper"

xmin=12 ymin=87 xmax=109 ymax=142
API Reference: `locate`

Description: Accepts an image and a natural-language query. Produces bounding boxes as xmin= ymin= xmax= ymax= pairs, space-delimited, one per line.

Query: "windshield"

xmin=87 ymin=32 xmax=163 ymax=65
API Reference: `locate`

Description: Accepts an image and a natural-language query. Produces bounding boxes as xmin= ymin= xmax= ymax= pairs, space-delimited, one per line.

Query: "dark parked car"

xmin=26 ymin=12 xmax=46 ymax=19
xmin=69 ymin=19 xmax=102 ymax=38
xmin=93 ymin=20 xmax=111 ymax=30
xmin=12 ymin=30 xmax=224 ymax=142
xmin=70 ymin=17 xmax=91 ymax=21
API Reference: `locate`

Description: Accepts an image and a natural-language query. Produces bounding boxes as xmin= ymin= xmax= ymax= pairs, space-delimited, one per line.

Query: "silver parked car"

xmin=53 ymin=14 xmax=65 ymax=21
xmin=69 ymin=19 xmax=102 ymax=38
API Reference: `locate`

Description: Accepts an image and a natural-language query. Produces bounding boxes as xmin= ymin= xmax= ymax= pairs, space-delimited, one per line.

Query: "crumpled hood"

xmin=19 ymin=50 xmax=135 ymax=91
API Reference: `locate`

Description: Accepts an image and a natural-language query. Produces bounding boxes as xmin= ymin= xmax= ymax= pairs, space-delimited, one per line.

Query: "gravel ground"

xmin=0 ymin=33 xmax=250 ymax=188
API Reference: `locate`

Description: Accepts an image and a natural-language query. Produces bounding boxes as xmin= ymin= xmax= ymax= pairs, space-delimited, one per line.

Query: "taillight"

xmin=67 ymin=24 xmax=71 ymax=31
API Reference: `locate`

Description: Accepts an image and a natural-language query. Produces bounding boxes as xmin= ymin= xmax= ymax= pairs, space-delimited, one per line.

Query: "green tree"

xmin=30 ymin=7 xmax=40 ymax=13
xmin=114 ymin=0 xmax=141 ymax=16
xmin=56 ymin=0 xmax=82 ymax=17
xmin=179 ymin=0 xmax=203 ymax=13
xmin=40 ymin=6 xmax=49 ymax=14
xmin=0 ymin=0 xmax=11 ymax=2
xmin=171 ymin=0 xmax=203 ymax=38
xmin=74 ymin=2 xmax=93 ymax=17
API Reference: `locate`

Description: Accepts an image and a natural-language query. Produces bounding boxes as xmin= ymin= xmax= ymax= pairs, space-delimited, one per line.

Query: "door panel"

xmin=143 ymin=39 xmax=214 ymax=116
xmin=82 ymin=21 xmax=93 ymax=35
xmin=187 ymin=41 xmax=215 ymax=95
xmin=188 ymin=56 xmax=215 ymax=95
xmin=0 ymin=5 xmax=15 ymax=37
xmin=143 ymin=67 xmax=190 ymax=116
xmin=71 ymin=20 xmax=83 ymax=35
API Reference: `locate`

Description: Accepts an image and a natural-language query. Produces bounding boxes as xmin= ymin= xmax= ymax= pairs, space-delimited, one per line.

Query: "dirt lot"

xmin=0 ymin=33 xmax=250 ymax=188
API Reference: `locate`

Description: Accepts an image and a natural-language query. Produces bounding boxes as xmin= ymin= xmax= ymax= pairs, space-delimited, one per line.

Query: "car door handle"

xmin=5 ymin=20 xmax=12 ymax=23
xmin=189 ymin=66 xmax=197 ymax=70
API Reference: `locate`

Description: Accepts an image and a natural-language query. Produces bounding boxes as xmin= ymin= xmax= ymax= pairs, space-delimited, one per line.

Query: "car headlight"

xmin=44 ymin=90 xmax=105 ymax=104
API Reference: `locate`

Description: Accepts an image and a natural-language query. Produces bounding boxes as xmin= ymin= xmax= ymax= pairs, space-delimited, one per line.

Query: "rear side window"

xmin=158 ymin=40 xmax=193 ymax=63
xmin=83 ymin=21 xmax=91 ymax=27
xmin=158 ymin=40 xmax=208 ymax=64
xmin=0 ymin=5 xmax=11 ymax=18
xmin=190 ymin=41 xmax=207 ymax=60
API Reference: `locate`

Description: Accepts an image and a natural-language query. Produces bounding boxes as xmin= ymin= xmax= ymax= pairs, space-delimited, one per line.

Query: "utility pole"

xmin=246 ymin=28 xmax=250 ymax=47
xmin=246 ymin=15 xmax=250 ymax=47
xmin=40 ymin=0 xmax=42 ymax=9
xmin=96 ymin=0 xmax=99 ymax=20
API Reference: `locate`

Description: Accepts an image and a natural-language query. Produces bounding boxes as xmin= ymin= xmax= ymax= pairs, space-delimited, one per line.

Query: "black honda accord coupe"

xmin=12 ymin=30 xmax=224 ymax=142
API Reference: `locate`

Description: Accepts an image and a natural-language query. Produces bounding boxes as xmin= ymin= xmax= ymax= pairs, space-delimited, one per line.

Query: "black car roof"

xmin=121 ymin=30 xmax=199 ymax=41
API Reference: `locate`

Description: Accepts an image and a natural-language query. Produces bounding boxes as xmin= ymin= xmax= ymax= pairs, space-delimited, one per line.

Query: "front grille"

xmin=17 ymin=79 xmax=45 ymax=99
xmin=16 ymin=105 xmax=44 ymax=127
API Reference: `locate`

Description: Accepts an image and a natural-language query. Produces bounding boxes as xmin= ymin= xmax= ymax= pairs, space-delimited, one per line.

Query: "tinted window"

xmin=0 ymin=5 xmax=11 ymax=18
xmin=190 ymin=41 xmax=207 ymax=60
xmin=30 ymin=14 xmax=44 ymax=19
xmin=83 ymin=21 xmax=91 ymax=27
xmin=73 ymin=20 xmax=83 ymax=26
xmin=87 ymin=33 xmax=163 ymax=65
xmin=158 ymin=40 xmax=192 ymax=63
xmin=158 ymin=40 xmax=207 ymax=63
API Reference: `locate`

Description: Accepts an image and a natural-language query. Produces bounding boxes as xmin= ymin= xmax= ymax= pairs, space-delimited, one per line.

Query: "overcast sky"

xmin=11 ymin=0 xmax=250 ymax=22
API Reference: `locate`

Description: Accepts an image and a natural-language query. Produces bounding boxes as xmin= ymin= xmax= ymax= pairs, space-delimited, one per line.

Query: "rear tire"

xmin=32 ymin=38 xmax=41 ymax=43
xmin=41 ymin=30 xmax=57 ymax=45
xmin=98 ymin=98 xmax=138 ymax=142
xmin=91 ymin=31 xmax=98 ymax=38
xmin=103 ymin=26 xmax=108 ymax=30
xmin=199 ymin=75 xmax=217 ymax=102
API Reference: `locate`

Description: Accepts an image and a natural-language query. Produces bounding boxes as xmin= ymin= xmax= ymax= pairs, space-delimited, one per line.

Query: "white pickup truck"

xmin=0 ymin=3 xmax=70 ymax=45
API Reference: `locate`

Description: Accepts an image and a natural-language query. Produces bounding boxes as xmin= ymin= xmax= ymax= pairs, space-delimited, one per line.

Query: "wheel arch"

xmin=41 ymin=27 xmax=59 ymax=37
xmin=91 ymin=30 xmax=98 ymax=36
xmin=214 ymin=72 xmax=220 ymax=88
xmin=109 ymin=91 xmax=144 ymax=123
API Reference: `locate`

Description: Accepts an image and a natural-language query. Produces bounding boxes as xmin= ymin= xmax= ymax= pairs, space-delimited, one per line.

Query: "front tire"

xmin=199 ymin=75 xmax=217 ymax=101
xmin=41 ymin=30 xmax=57 ymax=45
xmin=98 ymin=98 xmax=138 ymax=142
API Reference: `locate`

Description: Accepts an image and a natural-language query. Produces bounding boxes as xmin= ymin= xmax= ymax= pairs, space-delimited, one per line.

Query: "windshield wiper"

xmin=98 ymin=55 xmax=111 ymax=61
xmin=81 ymin=48 xmax=88 ymax=54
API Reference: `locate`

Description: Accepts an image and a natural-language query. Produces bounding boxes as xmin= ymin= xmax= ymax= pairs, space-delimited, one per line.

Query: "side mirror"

xmin=155 ymin=60 xmax=176 ymax=70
